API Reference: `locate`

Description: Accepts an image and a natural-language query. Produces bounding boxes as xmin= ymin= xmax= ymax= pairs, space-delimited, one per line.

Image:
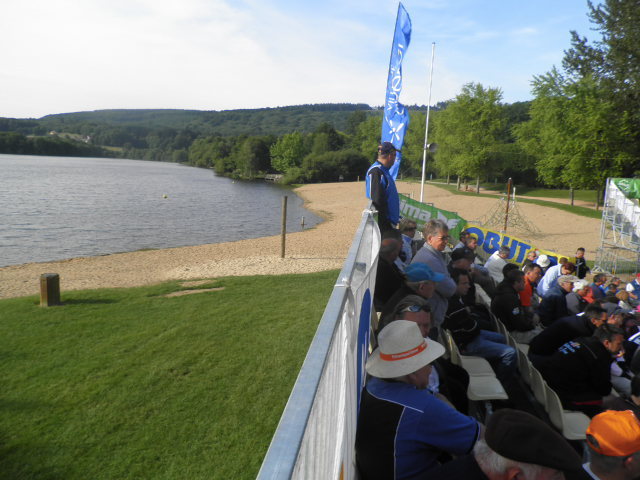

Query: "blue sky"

xmin=0 ymin=0 xmax=596 ymax=118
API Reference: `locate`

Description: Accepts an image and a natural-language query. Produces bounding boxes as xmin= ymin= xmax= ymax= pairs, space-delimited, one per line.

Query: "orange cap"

xmin=586 ymin=410 xmax=640 ymax=456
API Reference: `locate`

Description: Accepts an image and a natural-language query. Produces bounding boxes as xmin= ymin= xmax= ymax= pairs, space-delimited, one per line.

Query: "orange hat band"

xmin=380 ymin=341 xmax=427 ymax=361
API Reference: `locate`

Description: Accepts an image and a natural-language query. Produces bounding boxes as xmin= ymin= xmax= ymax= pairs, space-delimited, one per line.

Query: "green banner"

xmin=399 ymin=194 xmax=467 ymax=241
xmin=613 ymin=178 xmax=640 ymax=199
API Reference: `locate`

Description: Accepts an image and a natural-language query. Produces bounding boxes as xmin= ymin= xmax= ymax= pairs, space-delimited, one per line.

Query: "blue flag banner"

xmin=383 ymin=3 xmax=412 ymax=180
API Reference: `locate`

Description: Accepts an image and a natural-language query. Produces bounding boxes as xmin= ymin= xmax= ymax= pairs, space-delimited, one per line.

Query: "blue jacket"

xmin=366 ymin=162 xmax=399 ymax=226
xmin=356 ymin=377 xmax=479 ymax=480
xmin=538 ymin=283 xmax=570 ymax=327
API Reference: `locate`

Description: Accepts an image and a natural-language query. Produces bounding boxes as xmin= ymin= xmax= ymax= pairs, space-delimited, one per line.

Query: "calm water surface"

xmin=0 ymin=154 xmax=322 ymax=267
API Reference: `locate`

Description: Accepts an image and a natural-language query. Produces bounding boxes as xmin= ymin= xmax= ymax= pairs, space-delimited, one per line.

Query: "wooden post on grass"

xmin=281 ymin=196 xmax=288 ymax=258
xmin=40 ymin=273 xmax=61 ymax=307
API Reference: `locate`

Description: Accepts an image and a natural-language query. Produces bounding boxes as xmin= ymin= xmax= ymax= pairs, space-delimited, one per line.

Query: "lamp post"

xmin=420 ymin=42 xmax=436 ymax=203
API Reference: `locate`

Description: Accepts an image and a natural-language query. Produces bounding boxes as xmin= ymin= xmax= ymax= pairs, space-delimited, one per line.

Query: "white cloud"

xmin=0 ymin=0 xmax=594 ymax=117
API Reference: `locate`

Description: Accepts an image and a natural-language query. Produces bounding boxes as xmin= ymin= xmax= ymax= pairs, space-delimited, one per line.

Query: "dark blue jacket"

xmin=537 ymin=283 xmax=570 ymax=327
xmin=366 ymin=162 xmax=399 ymax=230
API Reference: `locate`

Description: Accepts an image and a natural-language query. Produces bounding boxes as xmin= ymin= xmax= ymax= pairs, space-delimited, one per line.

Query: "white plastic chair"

xmin=466 ymin=376 xmax=509 ymax=401
xmin=442 ymin=330 xmax=496 ymax=377
xmin=530 ymin=366 xmax=547 ymax=406
xmin=517 ymin=348 xmax=532 ymax=386
xmin=441 ymin=330 xmax=508 ymax=401
xmin=544 ymin=384 xmax=591 ymax=440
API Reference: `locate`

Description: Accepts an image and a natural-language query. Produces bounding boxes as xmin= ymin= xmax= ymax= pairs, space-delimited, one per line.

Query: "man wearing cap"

xmin=535 ymin=254 xmax=551 ymax=275
xmin=428 ymin=408 xmax=583 ymax=479
xmin=567 ymin=280 xmax=591 ymax=315
xmin=365 ymin=141 xmax=400 ymax=233
xmin=538 ymin=274 xmax=581 ymax=327
xmin=379 ymin=295 xmax=470 ymax=414
xmin=537 ymin=261 xmax=577 ymax=297
xmin=582 ymin=409 xmax=640 ymax=479
xmin=355 ymin=320 xmax=481 ymax=480
xmin=411 ymin=219 xmax=457 ymax=328
xmin=534 ymin=324 xmax=625 ymax=417
xmin=380 ymin=262 xmax=444 ymax=331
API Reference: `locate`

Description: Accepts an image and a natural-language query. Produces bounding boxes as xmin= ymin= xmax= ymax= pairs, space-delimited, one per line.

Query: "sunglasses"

xmin=400 ymin=305 xmax=427 ymax=313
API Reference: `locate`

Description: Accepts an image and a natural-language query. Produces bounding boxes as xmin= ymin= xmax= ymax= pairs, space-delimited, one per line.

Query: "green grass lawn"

xmin=480 ymin=183 xmax=599 ymax=204
xmin=0 ymin=271 xmax=339 ymax=480
xmin=420 ymin=181 xmax=602 ymax=219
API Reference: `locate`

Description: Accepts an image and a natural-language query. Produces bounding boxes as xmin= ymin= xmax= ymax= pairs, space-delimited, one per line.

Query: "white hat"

xmin=366 ymin=320 xmax=445 ymax=378
xmin=573 ymin=280 xmax=587 ymax=292
xmin=536 ymin=254 xmax=550 ymax=268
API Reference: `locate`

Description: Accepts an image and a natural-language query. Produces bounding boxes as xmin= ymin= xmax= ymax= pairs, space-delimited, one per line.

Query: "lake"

xmin=0 ymin=154 xmax=322 ymax=267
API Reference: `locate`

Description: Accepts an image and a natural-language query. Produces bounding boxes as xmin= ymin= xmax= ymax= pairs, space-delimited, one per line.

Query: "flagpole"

xmin=419 ymin=42 xmax=436 ymax=203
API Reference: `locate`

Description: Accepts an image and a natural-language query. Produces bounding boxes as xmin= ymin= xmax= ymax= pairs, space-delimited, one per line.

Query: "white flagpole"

xmin=419 ymin=42 xmax=436 ymax=203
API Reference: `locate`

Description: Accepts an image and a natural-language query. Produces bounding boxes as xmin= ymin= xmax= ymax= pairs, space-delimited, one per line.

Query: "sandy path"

xmin=0 ymin=182 xmax=602 ymax=299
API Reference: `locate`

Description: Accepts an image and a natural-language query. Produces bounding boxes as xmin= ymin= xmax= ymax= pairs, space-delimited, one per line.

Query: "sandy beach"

xmin=0 ymin=182 xmax=602 ymax=299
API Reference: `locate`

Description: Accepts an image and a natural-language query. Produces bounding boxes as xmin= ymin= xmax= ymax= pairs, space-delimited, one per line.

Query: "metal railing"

xmin=257 ymin=208 xmax=380 ymax=480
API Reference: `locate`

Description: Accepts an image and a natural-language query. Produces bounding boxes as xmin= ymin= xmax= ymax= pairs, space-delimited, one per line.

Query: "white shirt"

xmin=485 ymin=251 xmax=508 ymax=284
xmin=537 ymin=264 xmax=562 ymax=297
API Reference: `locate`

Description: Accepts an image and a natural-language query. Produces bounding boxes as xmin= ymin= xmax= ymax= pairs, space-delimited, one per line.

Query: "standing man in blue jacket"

xmin=366 ymin=141 xmax=400 ymax=233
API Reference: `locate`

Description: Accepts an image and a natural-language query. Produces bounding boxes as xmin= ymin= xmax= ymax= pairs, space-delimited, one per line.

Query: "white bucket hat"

xmin=366 ymin=320 xmax=445 ymax=378
xmin=536 ymin=254 xmax=550 ymax=268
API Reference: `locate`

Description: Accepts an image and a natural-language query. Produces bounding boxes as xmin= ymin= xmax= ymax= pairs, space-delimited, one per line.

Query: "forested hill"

xmin=0 ymin=102 xmax=428 ymax=172
xmin=18 ymin=103 xmax=377 ymax=136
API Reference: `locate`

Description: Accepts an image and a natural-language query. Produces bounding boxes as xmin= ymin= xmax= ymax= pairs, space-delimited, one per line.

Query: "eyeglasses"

xmin=400 ymin=305 xmax=425 ymax=313
xmin=436 ymin=235 xmax=450 ymax=241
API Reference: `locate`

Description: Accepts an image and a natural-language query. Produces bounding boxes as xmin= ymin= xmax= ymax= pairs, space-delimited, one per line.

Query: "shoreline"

xmin=0 ymin=181 xmax=602 ymax=299
xmin=0 ymin=182 xmax=363 ymax=299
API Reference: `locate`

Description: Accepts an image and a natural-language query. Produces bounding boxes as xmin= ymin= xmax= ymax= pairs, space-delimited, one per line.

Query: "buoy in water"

xmin=163 ymin=194 xmax=168 ymax=198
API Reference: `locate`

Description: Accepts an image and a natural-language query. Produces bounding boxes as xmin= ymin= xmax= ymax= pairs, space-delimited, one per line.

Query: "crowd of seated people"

xmin=358 ymin=222 xmax=640 ymax=478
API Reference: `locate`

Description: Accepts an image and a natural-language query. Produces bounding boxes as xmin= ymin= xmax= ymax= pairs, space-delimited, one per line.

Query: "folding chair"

xmin=530 ymin=366 xmax=548 ymax=406
xmin=442 ymin=329 xmax=496 ymax=377
xmin=517 ymin=348 xmax=532 ymax=386
xmin=441 ymin=330 xmax=508 ymax=401
xmin=544 ymin=384 xmax=590 ymax=440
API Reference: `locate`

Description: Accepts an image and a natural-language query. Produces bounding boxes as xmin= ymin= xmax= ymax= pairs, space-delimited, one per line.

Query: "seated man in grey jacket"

xmin=411 ymin=218 xmax=456 ymax=329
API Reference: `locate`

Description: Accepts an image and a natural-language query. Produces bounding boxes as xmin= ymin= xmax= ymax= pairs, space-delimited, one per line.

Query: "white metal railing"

xmin=257 ymin=208 xmax=380 ymax=480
